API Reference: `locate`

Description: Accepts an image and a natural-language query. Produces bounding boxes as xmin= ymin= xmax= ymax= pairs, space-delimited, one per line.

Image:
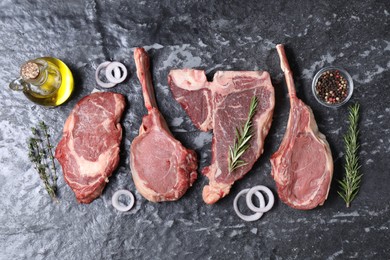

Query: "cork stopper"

xmin=20 ymin=62 xmax=40 ymax=80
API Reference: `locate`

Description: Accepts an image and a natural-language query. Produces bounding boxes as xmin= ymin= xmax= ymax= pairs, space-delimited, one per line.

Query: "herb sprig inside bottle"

xmin=28 ymin=121 xmax=59 ymax=202
xmin=228 ymin=96 xmax=258 ymax=173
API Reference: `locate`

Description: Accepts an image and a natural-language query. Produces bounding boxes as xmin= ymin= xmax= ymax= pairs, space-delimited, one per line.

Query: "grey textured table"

xmin=1 ymin=1 xmax=389 ymax=259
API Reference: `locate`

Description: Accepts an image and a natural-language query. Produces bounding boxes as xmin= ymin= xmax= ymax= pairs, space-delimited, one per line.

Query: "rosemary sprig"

xmin=228 ymin=96 xmax=258 ymax=173
xmin=28 ymin=121 xmax=59 ymax=203
xmin=338 ymin=103 xmax=361 ymax=208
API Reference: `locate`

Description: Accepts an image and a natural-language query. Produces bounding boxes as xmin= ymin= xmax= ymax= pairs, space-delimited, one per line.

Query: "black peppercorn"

xmin=315 ymin=70 xmax=349 ymax=104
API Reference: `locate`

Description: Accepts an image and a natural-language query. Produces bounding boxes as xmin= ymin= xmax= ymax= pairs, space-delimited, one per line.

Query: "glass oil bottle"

xmin=9 ymin=57 xmax=74 ymax=107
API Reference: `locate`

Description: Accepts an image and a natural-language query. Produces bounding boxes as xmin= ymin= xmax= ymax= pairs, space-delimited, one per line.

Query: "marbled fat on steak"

xmin=130 ymin=48 xmax=198 ymax=202
xmin=271 ymin=44 xmax=334 ymax=210
xmin=55 ymin=92 xmax=125 ymax=204
xmin=168 ymin=69 xmax=275 ymax=204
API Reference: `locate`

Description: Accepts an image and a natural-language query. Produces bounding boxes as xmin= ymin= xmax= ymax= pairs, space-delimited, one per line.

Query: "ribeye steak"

xmin=270 ymin=44 xmax=334 ymax=210
xmin=168 ymin=69 xmax=275 ymax=204
xmin=55 ymin=92 xmax=126 ymax=203
xmin=130 ymin=48 xmax=198 ymax=202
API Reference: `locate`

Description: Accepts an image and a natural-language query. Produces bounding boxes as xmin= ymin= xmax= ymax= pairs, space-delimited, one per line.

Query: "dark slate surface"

xmin=1 ymin=1 xmax=389 ymax=259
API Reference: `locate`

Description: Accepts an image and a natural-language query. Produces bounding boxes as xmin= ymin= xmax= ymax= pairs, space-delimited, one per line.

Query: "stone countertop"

xmin=1 ymin=1 xmax=389 ymax=259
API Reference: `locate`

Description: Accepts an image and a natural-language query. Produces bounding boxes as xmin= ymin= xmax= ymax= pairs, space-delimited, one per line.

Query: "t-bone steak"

xmin=55 ymin=92 xmax=126 ymax=204
xmin=270 ymin=44 xmax=334 ymax=210
xmin=130 ymin=48 xmax=198 ymax=202
xmin=168 ymin=69 xmax=275 ymax=204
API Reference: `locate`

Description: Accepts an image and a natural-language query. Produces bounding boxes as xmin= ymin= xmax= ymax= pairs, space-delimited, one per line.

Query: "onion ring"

xmin=111 ymin=66 xmax=121 ymax=79
xmin=246 ymin=185 xmax=275 ymax=213
xmin=95 ymin=61 xmax=117 ymax=88
xmin=233 ymin=188 xmax=265 ymax=221
xmin=105 ymin=61 xmax=128 ymax=84
xmin=112 ymin=190 xmax=135 ymax=212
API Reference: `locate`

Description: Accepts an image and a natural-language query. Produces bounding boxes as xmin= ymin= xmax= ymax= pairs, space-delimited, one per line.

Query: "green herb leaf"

xmin=228 ymin=96 xmax=258 ymax=173
xmin=338 ymin=103 xmax=361 ymax=208
xmin=28 ymin=121 xmax=59 ymax=203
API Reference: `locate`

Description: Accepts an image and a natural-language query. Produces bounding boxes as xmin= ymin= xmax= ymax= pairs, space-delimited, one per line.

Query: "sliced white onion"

xmin=112 ymin=66 xmax=121 ymax=79
xmin=246 ymin=185 xmax=275 ymax=213
xmin=105 ymin=61 xmax=128 ymax=84
xmin=233 ymin=188 xmax=265 ymax=222
xmin=95 ymin=61 xmax=117 ymax=88
xmin=112 ymin=190 xmax=135 ymax=212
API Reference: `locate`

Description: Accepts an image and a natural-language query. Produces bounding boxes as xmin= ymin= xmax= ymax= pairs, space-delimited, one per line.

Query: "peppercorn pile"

xmin=315 ymin=70 xmax=349 ymax=105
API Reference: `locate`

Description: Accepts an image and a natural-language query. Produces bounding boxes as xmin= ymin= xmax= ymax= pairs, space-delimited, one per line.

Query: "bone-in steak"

xmin=271 ymin=44 xmax=334 ymax=210
xmin=168 ymin=70 xmax=275 ymax=204
xmin=130 ymin=48 xmax=198 ymax=202
xmin=55 ymin=92 xmax=126 ymax=203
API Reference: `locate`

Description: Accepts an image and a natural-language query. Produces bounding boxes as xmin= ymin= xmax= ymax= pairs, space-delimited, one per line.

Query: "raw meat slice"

xmin=168 ymin=69 xmax=275 ymax=204
xmin=55 ymin=92 xmax=126 ymax=204
xmin=130 ymin=48 xmax=198 ymax=202
xmin=270 ymin=44 xmax=334 ymax=210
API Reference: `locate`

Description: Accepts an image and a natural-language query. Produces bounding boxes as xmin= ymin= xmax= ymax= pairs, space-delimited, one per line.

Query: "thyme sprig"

xmin=28 ymin=121 xmax=59 ymax=203
xmin=338 ymin=103 xmax=361 ymax=208
xmin=228 ymin=96 xmax=258 ymax=173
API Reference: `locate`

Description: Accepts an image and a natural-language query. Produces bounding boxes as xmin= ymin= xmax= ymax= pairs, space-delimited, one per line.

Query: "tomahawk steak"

xmin=55 ymin=92 xmax=126 ymax=203
xmin=270 ymin=44 xmax=334 ymax=210
xmin=168 ymin=69 xmax=275 ymax=204
xmin=130 ymin=48 xmax=198 ymax=202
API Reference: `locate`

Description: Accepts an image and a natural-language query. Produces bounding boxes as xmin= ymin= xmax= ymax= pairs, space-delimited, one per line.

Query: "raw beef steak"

xmin=271 ymin=44 xmax=333 ymax=210
xmin=130 ymin=48 xmax=198 ymax=202
xmin=55 ymin=92 xmax=125 ymax=204
xmin=168 ymin=70 xmax=275 ymax=204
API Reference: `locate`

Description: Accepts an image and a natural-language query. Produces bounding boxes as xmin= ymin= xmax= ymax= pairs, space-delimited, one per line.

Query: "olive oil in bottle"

xmin=9 ymin=57 xmax=74 ymax=107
